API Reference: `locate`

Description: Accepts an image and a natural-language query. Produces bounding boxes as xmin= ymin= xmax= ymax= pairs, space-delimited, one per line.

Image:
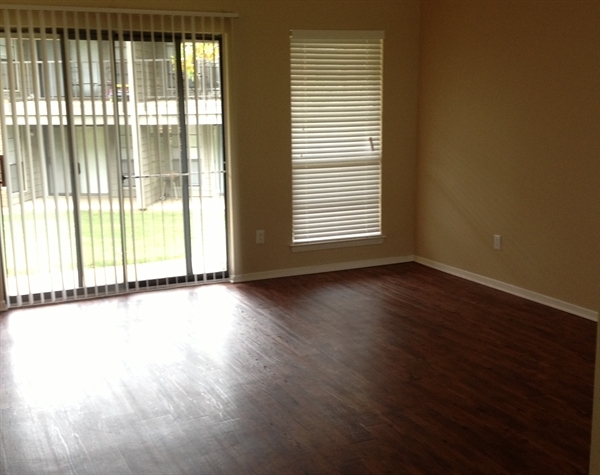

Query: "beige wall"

xmin=416 ymin=0 xmax=600 ymax=312
xmin=223 ymin=0 xmax=420 ymax=277
xmin=5 ymin=1 xmax=596 ymax=305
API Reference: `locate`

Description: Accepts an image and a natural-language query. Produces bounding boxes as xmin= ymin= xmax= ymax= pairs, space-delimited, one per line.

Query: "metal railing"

xmin=2 ymin=58 xmax=220 ymax=101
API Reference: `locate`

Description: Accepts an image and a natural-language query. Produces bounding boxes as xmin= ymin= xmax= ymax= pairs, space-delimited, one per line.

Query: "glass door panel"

xmin=117 ymin=37 xmax=188 ymax=282
xmin=0 ymin=28 xmax=228 ymax=305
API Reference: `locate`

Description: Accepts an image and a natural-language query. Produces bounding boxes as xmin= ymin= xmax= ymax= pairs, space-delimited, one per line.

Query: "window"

xmin=291 ymin=30 xmax=384 ymax=246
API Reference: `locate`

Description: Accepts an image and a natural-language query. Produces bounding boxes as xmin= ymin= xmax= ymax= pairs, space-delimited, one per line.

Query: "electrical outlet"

xmin=256 ymin=230 xmax=265 ymax=244
xmin=493 ymin=234 xmax=502 ymax=250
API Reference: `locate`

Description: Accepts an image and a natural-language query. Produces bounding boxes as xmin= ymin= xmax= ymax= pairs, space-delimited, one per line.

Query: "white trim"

xmin=291 ymin=30 xmax=384 ymax=40
xmin=291 ymin=236 xmax=385 ymax=253
xmin=1 ymin=4 xmax=239 ymax=18
xmin=415 ymin=256 xmax=599 ymax=322
xmin=230 ymin=255 xmax=413 ymax=283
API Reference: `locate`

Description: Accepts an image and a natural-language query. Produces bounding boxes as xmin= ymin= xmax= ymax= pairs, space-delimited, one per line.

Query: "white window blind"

xmin=291 ymin=30 xmax=383 ymax=244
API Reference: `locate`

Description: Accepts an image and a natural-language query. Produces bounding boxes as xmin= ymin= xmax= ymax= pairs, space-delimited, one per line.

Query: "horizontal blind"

xmin=291 ymin=30 xmax=383 ymax=243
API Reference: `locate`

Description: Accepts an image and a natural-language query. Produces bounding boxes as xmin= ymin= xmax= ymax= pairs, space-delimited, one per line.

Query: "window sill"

xmin=291 ymin=235 xmax=385 ymax=253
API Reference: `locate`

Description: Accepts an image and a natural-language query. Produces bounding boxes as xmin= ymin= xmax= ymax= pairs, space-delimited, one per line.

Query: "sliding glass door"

xmin=0 ymin=11 xmax=229 ymax=306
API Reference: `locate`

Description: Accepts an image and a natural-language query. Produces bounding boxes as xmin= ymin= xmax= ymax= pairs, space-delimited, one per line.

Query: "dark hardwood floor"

xmin=0 ymin=263 xmax=597 ymax=475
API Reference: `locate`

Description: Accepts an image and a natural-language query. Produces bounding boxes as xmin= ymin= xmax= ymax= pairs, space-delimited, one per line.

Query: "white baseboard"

xmin=230 ymin=255 xmax=414 ymax=283
xmin=415 ymin=256 xmax=598 ymax=322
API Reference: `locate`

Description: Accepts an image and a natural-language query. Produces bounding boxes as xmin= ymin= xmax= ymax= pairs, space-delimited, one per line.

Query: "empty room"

xmin=1 ymin=0 xmax=599 ymax=474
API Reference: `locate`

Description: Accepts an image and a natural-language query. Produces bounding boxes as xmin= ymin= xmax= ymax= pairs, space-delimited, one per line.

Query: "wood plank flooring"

xmin=0 ymin=263 xmax=597 ymax=474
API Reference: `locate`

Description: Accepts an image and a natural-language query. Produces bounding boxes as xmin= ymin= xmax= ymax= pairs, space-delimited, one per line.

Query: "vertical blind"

xmin=0 ymin=6 xmax=235 ymax=307
xmin=291 ymin=30 xmax=384 ymax=244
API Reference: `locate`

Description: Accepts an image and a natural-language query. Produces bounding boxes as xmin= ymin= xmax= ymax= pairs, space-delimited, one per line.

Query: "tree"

xmin=179 ymin=41 xmax=219 ymax=81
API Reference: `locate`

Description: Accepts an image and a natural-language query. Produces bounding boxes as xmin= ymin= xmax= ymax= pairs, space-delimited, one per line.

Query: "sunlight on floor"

xmin=7 ymin=285 xmax=235 ymax=409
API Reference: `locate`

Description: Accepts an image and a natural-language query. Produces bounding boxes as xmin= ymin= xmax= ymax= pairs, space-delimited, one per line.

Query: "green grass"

xmin=3 ymin=208 xmax=187 ymax=274
xmin=80 ymin=209 xmax=185 ymax=267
